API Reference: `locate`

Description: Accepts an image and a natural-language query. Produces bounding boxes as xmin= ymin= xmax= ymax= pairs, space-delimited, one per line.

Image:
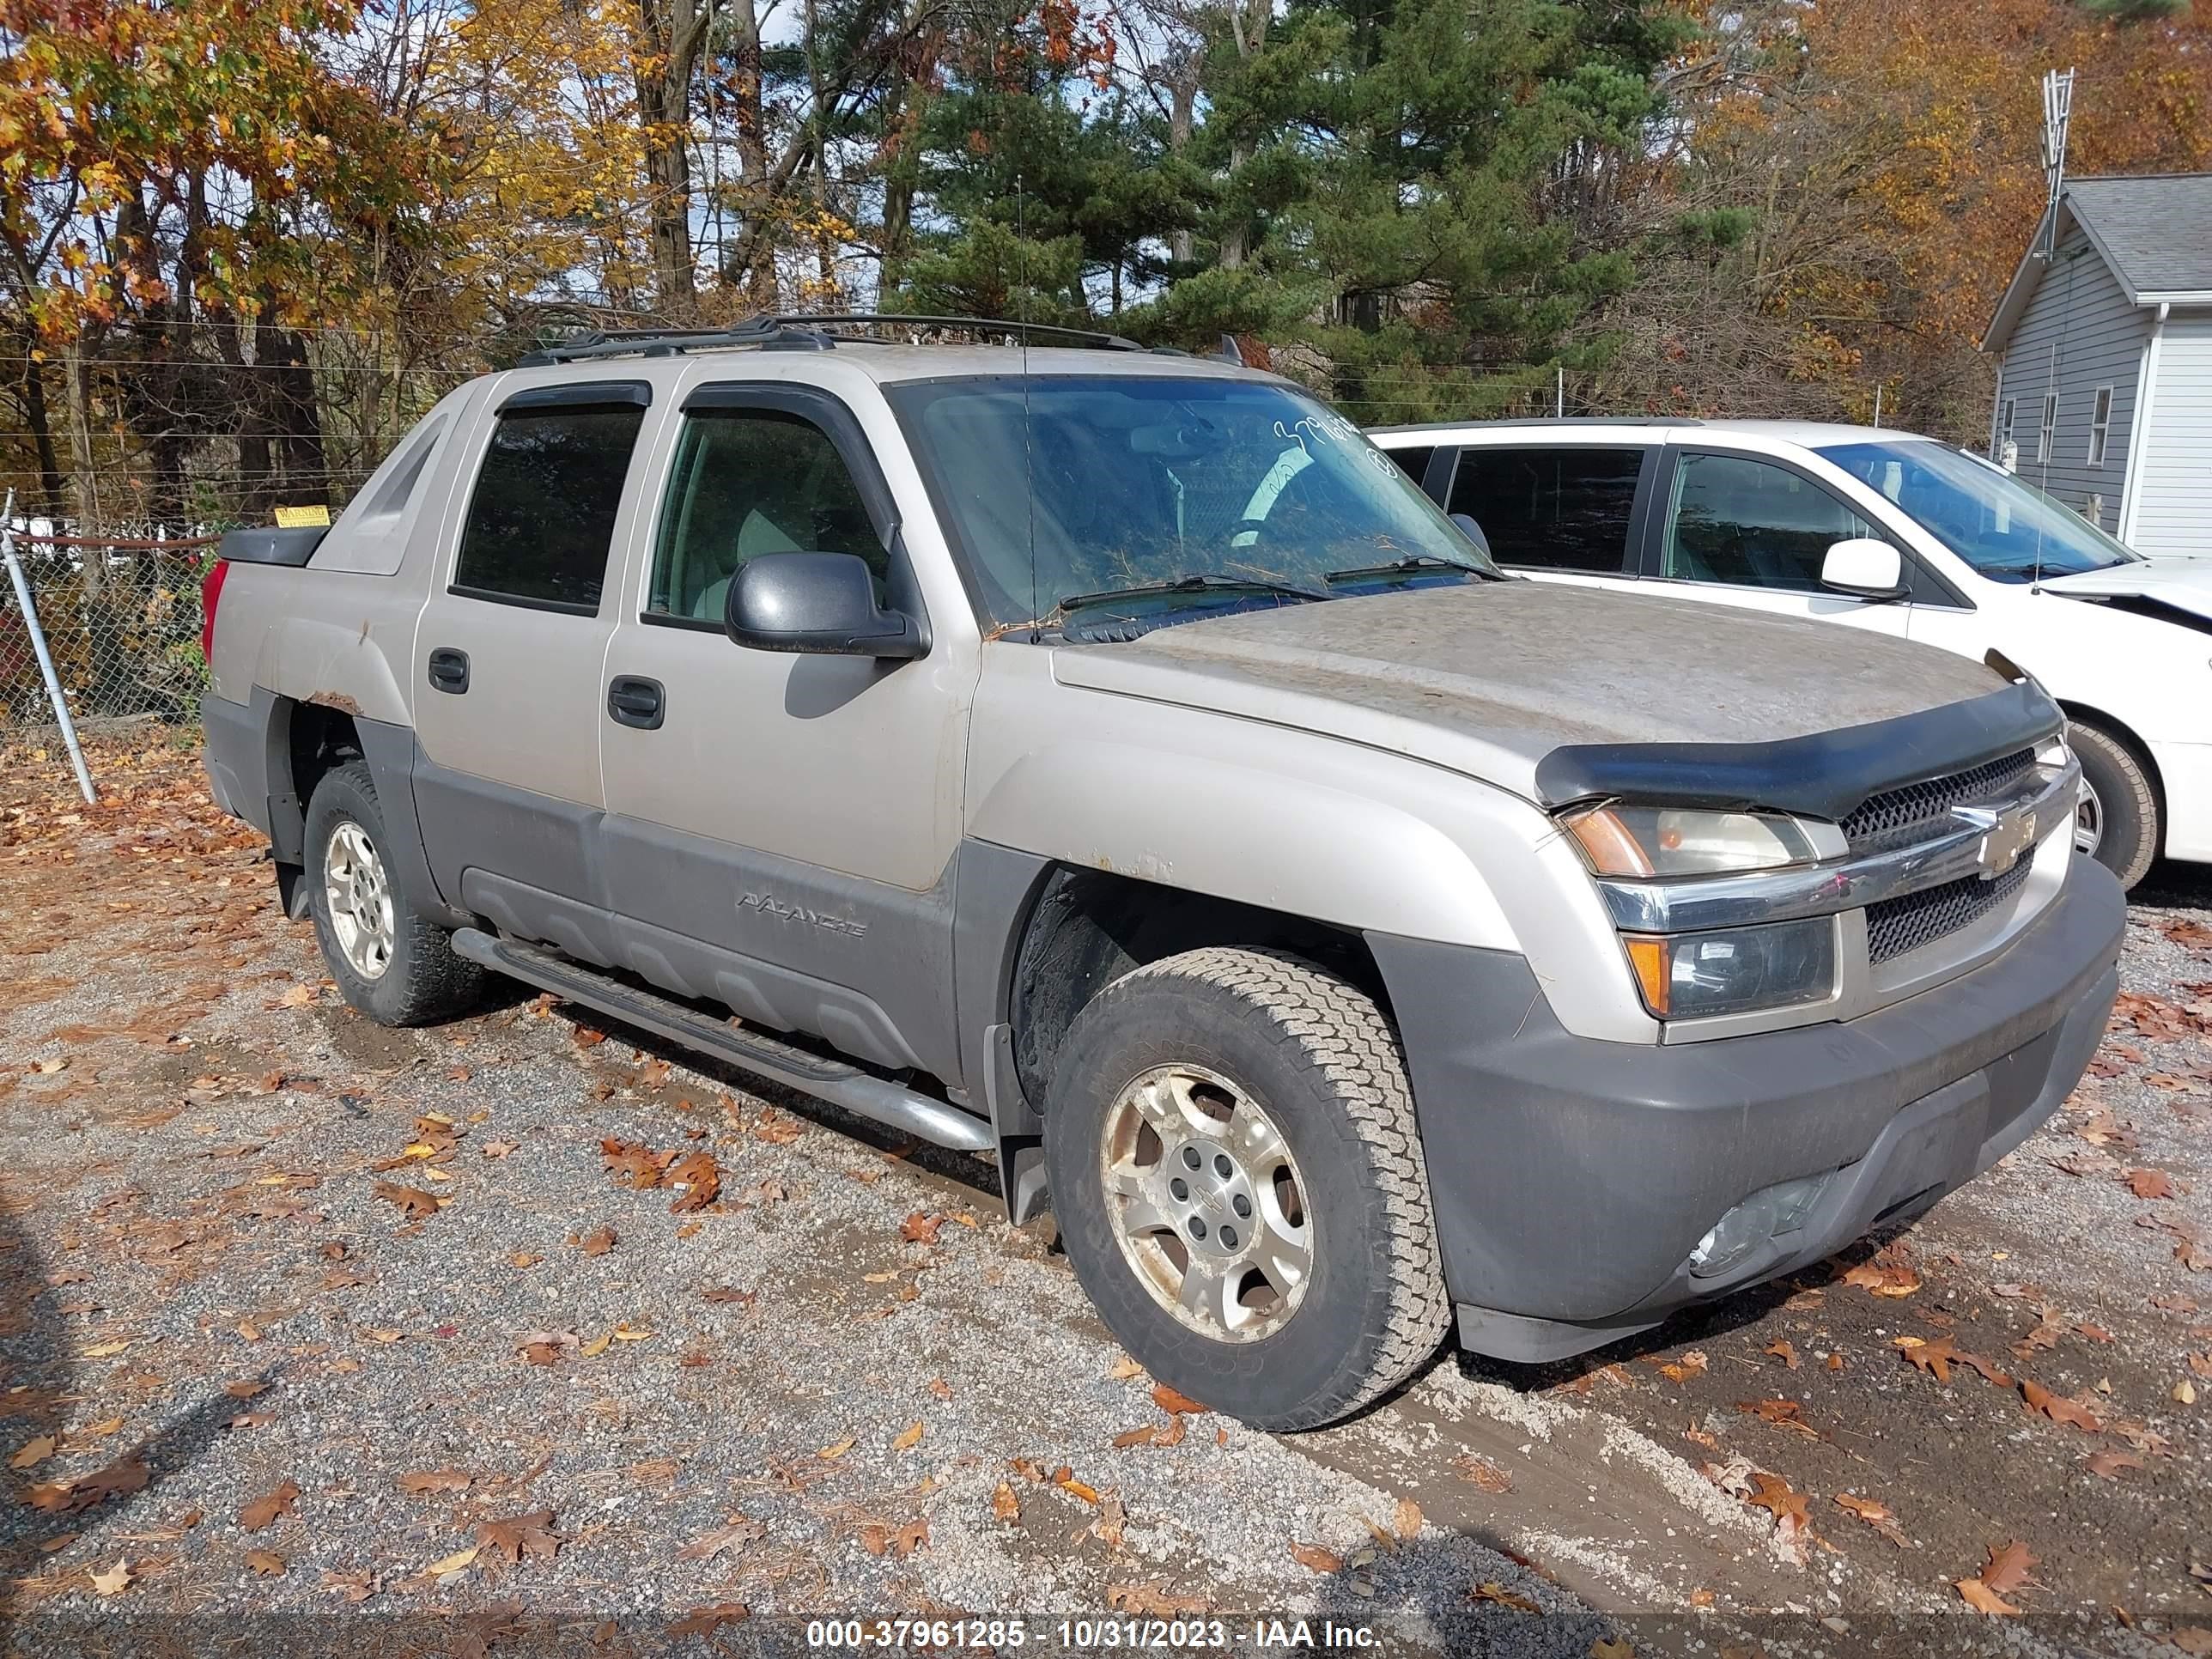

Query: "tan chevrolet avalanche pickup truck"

xmin=202 ymin=315 xmax=2124 ymax=1429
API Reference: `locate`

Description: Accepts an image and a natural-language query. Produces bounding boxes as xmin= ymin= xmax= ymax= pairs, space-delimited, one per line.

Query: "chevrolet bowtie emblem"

xmin=1975 ymin=808 xmax=2037 ymax=879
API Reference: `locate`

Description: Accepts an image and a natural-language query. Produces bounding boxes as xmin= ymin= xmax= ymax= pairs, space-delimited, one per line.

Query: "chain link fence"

xmin=1 ymin=526 xmax=216 ymax=740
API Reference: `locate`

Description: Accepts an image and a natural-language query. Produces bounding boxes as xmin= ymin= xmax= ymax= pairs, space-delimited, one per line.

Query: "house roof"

xmin=1983 ymin=173 xmax=2212 ymax=354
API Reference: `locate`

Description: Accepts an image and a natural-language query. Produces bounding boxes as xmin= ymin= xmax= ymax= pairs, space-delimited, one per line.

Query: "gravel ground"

xmin=0 ymin=732 xmax=2207 ymax=1659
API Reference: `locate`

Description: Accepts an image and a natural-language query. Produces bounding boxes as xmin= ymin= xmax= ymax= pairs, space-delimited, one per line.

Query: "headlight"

xmin=1563 ymin=805 xmax=1816 ymax=878
xmin=1622 ymin=919 xmax=1837 ymax=1020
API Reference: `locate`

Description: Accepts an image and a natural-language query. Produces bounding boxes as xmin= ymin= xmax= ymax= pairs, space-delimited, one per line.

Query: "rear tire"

xmin=304 ymin=761 xmax=481 ymax=1026
xmin=2069 ymin=720 xmax=2157 ymax=890
xmin=1044 ymin=947 xmax=1449 ymax=1430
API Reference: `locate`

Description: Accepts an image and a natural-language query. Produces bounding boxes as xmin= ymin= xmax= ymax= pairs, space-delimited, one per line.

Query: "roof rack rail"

xmin=516 ymin=312 xmax=1148 ymax=367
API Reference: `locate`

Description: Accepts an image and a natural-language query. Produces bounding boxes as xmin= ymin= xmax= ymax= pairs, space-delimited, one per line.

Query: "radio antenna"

xmin=1018 ymin=170 xmax=1038 ymax=635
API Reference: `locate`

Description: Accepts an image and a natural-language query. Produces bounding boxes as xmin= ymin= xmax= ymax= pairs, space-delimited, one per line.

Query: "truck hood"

xmin=2037 ymin=556 xmax=2212 ymax=627
xmin=1053 ymin=580 xmax=2012 ymax=803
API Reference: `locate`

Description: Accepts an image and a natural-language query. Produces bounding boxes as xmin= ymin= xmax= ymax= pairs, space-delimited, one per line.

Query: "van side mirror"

xmin=1820 ymin=538 xmax=1906 ymax=600
xmin=725 ymin=552 xmax=927 ymax=659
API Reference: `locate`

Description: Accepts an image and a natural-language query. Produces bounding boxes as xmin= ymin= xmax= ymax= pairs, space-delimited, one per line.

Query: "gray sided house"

xmin=1984 ymin=173 xmax=2212 ymax=562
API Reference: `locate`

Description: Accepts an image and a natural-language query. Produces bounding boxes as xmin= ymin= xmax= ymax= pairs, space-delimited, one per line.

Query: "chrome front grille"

xmin=1865 ymin=857 xmax=2033 ymax=965
xmin=1840 ymin=748 xmax=2039 ymax=854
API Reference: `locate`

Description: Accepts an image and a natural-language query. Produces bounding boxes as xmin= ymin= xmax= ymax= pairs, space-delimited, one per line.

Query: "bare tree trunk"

xmin=634 ymin=0 xmax=722 ymax=317
xmin=1169 ymin=64 xmax=1199 ymax=264
xmin=59 ymin=337 xmax=99 ymax=558
xmin=14 ymin=327 xmax=64 ymax=512
xmin=257 ymin=316 xmax=331 ymax=509
xmin=723 ymin=0 xmax=775 ymax=304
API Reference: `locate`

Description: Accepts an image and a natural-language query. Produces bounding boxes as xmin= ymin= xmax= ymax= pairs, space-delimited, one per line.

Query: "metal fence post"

xmin=1 ymin=489 xmax=98 ymax=805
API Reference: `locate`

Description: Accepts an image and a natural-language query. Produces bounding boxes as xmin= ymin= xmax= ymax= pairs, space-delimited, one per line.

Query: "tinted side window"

xmin=1384 ymin=446 xmax=1436 ymax=490
xmin=1448 ymin=447 xmax=1644 ymax=573
xmin=648 ymin=411 xmax=885 ymax=621
xmin=1661 ymin=453 xmax=1876 ymax=592
xmin=453 ymin=404 xmax=647 ymax=611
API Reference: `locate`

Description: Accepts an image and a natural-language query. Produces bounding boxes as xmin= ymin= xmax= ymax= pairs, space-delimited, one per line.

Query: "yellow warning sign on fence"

xmin=274 ymin=504 xmax=331 ymax=528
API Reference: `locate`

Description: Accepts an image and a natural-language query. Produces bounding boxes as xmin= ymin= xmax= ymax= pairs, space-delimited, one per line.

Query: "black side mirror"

xmin=725 ymin=552 xmax=927 ymax=659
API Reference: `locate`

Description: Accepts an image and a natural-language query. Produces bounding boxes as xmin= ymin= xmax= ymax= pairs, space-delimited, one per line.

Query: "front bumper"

xmin=1369 ymin=854 xmax=2126 ymax=1363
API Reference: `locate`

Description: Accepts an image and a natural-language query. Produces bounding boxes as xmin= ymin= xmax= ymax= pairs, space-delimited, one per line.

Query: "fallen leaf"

xmin=1152 ymin=1383 xmax=1206 ymax=1415
xmin=675 ymin=1515 xmax=766 ymax=1562
xmin=10 ymin=1435 xmax=55 ymax=1470
xmin=1451 ymin=1454 xmax=1514 ymax=1493
xmin=2178 ymin=1377 xmax=2199 ymax=1407
xmin=246 ymin=1549 xmax=285 ymax=1577
xmin=1957 ymin=1578 xmax=2020 ymax=1617
xmin=372 ymin=1182 xmax=442 ymax=1221
xmin=599 ymin=1138 xmax=665 ymax=1188
xmin=321 ymin=1567 xmax=378 ymax=1602
xmin=1589 ymin=1639 xmax=1634 ymax=1659
xmin=223 ymin=1381 xmax=267 ymax=1401
xmin=477 ymin=1510 xmax=560 ymax=1565
xmin=1765 ymin=1339 xmax=1800 ymax=1370
xmin=1393 ymin=1498 xmax=1423 ymax=1540
xmin=666 ymin=1152 xmax=720 ymax=1213
xmin=424 ymin=1545 xmax=478 ymax=1577
xmin=817 ymin=1436 xmax=855 ymax=1460
xmin=573 ymin=1225 xmax=616 ymax=1257
xmin=1106 ymin=1584 xmax=1207 ymax=1617
xmin=89 ymin=1559 xmax=131 ymax=1597
xmin=1834 ymin=1492 xmax=1911 ymax=1547
xmin=239 ymin=1479 xmax=300 ymax=1533
xmin=397 ymin=1471 xmax=471 ymax=1495
xmin=1656 ymin=1349 xmax=1709 ymax=1384
xmin=1978 ymin=1540 xmax=2039 ymax=1597
xmin=2086 ymin=1450 xmax=2145 ymax=1480
xmin=1289 ymin=1540 xmax=1343 ymax=1574
xmin=2021 ymin=1379 xmax=2103 ymax=1432
xmin=1737 ymin=1398 xmax=1819 ymax=1438
xmin=1471 ymin=1581 xmax=1540 ymax=1613
xmin=1842 ymin=1261 xmax=1921 ymax=1297
xmin=890 ymin=1421 xmax=926 ymax=1453
xmin=667 ymin=1604 xmax=750 ymax=1639
xmin=1106 ymin=1358 xmax=1143 ymax=1381
xmin=899 ymin=1212 xmax=944 ymax=1245
xmin=992 ymin=1480 xmax=1020 ymax=1523
xmin=2125 ymin=1168 xmax=2179 ymax=1200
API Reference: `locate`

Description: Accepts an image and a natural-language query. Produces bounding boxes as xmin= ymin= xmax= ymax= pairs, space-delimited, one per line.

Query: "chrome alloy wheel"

xmin=1098 ymin=1063 xmax=1314 ymax=1342
xmin=2075 ymin=775 xmax=2103 ymax=859
xmin=323 ymin=820 xmax=395 ymax=981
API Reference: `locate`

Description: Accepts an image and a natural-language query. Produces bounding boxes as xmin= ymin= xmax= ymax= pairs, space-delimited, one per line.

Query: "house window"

xmin=2037 ymin=393 xmax=2057 ymax=463
xmin=2087 ymin=386 xmax=2113 ymax=468
xmin=1998 ymin=398 xmax=2016 ymax=453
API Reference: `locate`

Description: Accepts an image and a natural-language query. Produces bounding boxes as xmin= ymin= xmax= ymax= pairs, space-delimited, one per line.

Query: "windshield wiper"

xmin=1056 ymin=573 xmax=1331 ymax=615
xmin=1322 ymin=554 xmax=1497 ymax=585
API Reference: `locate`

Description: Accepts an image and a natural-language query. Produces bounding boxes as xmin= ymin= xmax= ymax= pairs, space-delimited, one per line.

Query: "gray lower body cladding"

xmin=1370 ymin=856 xmax=2126 ymax=1364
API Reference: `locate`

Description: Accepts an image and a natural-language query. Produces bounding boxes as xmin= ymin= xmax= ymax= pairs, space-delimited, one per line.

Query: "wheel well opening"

xmin=1006 ymin=866 xmax=1384 ymax=1109
xmin=285 ymin=702 xmax=364 ymax=830
xmin=2058 ymin=702 xmax=2164 ymax=810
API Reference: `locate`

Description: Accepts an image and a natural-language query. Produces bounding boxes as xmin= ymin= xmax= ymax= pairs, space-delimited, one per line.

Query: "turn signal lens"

xmin=1565 ymin=805 xmax=1815 ymax=878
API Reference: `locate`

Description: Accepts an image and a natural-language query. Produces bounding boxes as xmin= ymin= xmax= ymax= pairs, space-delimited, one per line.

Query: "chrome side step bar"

xmin=450 ymin=928 xmax=995 ymax=1154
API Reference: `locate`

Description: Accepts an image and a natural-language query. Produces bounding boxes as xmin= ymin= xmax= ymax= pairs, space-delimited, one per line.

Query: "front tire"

xmin=2069 ymin=720 xmax=2157 ymax=890
xmin=1044 ymin=947 xmax=1450 ymax=1430
xmin=304 ymin=760 xmax=481 ymax=1026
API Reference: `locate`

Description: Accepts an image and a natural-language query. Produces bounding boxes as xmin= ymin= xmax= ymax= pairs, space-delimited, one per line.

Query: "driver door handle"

xmin=607 ymin=674 xmax=665 ymax=731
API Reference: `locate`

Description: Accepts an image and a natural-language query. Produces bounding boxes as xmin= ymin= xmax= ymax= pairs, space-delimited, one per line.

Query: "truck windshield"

xmin=1816 ymin=438 xmax=2142 ymax=583
xmin=888 ymin=375 xmax=1497 ymax=630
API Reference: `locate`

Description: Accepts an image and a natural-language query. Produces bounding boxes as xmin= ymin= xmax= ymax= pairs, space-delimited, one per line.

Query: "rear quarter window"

xmin=1449 ymin=446 xmax=1646 ymax=574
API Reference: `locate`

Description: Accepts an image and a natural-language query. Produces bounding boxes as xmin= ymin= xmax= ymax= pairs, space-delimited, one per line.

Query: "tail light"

xmin=199 ymin=558 xmax=229 ymax=661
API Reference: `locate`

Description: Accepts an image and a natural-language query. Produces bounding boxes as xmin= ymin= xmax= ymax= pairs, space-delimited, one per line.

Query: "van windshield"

xmin=887 ymin=375 xmax=1497 ymax=631
xmin=1816 ymin=438 xmax=2142 ymax=582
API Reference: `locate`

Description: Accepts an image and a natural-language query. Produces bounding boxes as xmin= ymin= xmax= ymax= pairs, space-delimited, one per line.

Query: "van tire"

xmin=304 ymin=761 xmax=482 ymax=1026
xmin=1044 ymin=947 xmax=1449 ymax=1430
xmin=2069 ymin=720 xmax=2157 ymax=890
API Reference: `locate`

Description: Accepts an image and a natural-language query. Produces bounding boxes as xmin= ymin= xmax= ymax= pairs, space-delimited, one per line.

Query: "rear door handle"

xmin=427 ymin=647 xmax=470 ymax=694
xmin=607 ymin=674 xmax=664 ymax=730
